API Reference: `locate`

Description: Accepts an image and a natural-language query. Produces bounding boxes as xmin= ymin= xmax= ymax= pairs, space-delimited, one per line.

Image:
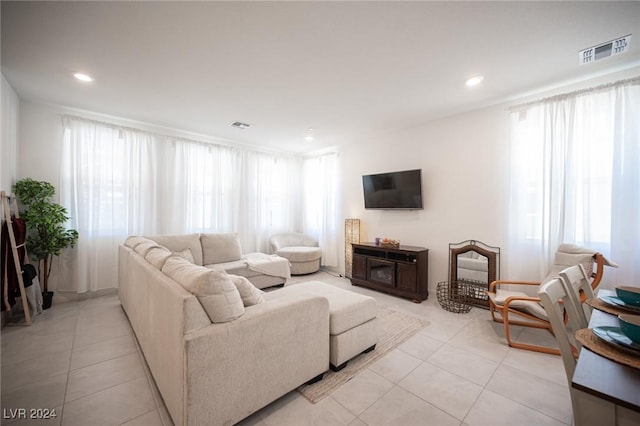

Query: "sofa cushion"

xmin=134 ymin=241 xmax=161 ymax=257
xmin=145 ymin=246 xmax=172 ymax=269
xmin=201 ymin=233 xmax=242 ymax=265
xmin=173 ymin=248 xmax=195 ymax=264
xmin=229 ymin=274 xmax=265 ymax=306
xmin=207 ymin=260 xmax=261 ymax=278
xmin=125 ymin=236 xmax=155 ymax=249
xmin=162 ymin=256 xmax=244 ymax=323
xmin=147 ymin=233 xmax=203 ymax=266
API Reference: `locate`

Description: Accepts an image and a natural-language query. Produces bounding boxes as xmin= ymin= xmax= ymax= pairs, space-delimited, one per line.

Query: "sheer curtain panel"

xmin=302 ymin=153 xmax=339 ymax=267
xmin=60 ymin=117 xmax=302 ymax=293
xmin=507 ymin=78 xmax=640 ymax=288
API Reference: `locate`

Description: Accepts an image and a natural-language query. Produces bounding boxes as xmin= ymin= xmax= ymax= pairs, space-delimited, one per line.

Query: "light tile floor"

xmin=1 ymin=272 xmax=572 ymax=426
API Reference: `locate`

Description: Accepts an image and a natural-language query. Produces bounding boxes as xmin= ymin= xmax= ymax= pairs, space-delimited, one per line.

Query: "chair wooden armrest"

xmin=502 ymin=294 xmax=541 ymax=309
xmin=488 ymin=279 xmax=540 ymax=292
xmin=591 ymin=253 xmax=604 ymax=290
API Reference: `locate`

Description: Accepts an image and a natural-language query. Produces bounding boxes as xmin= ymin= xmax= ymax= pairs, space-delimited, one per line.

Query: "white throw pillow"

xmin=173 ymin=248 xmax=195 ymax=264
xmin=162 ymin=256 xmax=244 ymax=323
xmin=145 ymin=246 xmax=172 ymax=269
xmin=124 ymin=236 xmax=155 ymax=249
xmin=228 ymin=274 xmax=265 ymax=306
xmin=134 ymin=241 xmax=161 ymax=257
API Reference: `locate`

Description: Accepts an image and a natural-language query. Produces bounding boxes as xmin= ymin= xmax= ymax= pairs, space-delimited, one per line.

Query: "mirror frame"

xmin=449 ymin=240 xmax=500 ymax=308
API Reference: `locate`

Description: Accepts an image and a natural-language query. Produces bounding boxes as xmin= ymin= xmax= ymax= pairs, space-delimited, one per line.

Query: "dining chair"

xmin=537 ymin=277 xmax=584 ymax=419
xmin=559 ymin=264 xmax=595 ymax=327
xmin=487 ymin=243 xmax=608 ymax=355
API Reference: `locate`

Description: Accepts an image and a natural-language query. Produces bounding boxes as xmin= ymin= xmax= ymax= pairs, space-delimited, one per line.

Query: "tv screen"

xmin=362 ymin=169 xmax=423 ymax=209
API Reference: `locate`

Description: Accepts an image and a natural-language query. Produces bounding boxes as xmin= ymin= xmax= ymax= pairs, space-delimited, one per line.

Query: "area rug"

xmin=297 ymin=307 xmax=429 ymax=403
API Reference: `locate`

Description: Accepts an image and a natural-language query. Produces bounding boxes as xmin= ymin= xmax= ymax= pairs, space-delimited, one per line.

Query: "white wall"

xmin=16 ymin=101 xmax=66 ymax=189
xmin=1 ymin=74 xmax=19 ymax=193
xmin=339 ymin=104 xmax=510 ymax=294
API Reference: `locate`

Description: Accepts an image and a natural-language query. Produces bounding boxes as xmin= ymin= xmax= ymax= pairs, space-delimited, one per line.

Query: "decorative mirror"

xmin=449 ymin=240 xmax=500 ymax=308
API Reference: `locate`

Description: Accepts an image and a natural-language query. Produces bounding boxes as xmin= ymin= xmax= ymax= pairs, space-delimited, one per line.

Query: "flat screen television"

xmin=362 ymin=169 xmax=423 ymax=209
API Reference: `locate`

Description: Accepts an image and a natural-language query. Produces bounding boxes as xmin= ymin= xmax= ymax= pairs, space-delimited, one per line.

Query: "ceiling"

xmin=2 ymin=1 xmax=640 ymax=153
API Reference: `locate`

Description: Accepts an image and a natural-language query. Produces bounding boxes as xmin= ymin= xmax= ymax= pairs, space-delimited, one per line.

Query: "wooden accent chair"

xmin=487 ymin=244 xmax=609 ymax=355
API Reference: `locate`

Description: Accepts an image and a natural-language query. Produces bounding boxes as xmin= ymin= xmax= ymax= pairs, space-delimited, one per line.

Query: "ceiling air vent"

xmin=229 ymin=121 xmax=251 ymax=130
xmin=579 ymin=34 xmax=631 ymax=65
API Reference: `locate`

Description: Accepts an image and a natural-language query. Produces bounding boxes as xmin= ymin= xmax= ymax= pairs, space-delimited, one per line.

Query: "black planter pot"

xmin=42 ymin=291 xmax=54 ymax=310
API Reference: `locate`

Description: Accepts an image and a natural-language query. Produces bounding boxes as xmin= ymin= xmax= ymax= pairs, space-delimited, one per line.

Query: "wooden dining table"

xmin=572 ymin=289 xmax=640 ymax=425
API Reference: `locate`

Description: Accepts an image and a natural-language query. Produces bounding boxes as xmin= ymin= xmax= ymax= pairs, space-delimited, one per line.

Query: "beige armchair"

xmin=270 ymin=233 xmax=322 ymax=275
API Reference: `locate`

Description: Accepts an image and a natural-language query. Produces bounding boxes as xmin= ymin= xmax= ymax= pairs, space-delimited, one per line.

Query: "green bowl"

xmin=615 ymin=286 xmax=640 ymax=306
xmin=619 ymin=314 xmax=640 ymax=344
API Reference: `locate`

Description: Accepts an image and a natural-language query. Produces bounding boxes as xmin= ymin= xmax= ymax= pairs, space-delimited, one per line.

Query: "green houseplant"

xmin=13 ymin=178 xmax=79 ymax=308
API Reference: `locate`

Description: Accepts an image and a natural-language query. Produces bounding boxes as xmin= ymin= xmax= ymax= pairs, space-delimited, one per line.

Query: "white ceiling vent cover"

xmin=229 ymin=121 xmax=251 ymax=129
xmin=579 ymin=34 xmax=631 ymax=65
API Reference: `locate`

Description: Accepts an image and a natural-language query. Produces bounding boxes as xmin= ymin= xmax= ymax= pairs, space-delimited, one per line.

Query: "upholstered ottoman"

xmin=266 ymin=281 xmax=378 ymax=370
xmin=276 ymin=246 xmax=322 ymax=275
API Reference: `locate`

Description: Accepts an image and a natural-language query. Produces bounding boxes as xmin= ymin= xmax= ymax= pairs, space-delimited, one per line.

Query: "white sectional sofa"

xmin=118 ymin=234 xmax=329 ymax=426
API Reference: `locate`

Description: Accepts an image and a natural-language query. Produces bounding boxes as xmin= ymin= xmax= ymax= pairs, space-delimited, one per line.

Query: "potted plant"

xmin=13 ymin=178 xmax=79 ymax=309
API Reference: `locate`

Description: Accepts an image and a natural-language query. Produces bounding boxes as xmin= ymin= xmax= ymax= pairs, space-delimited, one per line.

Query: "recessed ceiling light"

xmin=305 ymin=128 xmax=315 ymax=142
xmin=73 ymin=72 xmax=94 ymax=82
xmin=465 ymin=76 xmax=484 ymax=87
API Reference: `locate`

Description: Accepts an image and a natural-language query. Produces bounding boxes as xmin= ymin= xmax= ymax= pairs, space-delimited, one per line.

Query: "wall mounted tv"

xmin=362 ymin=169 xmax=423 ymax=210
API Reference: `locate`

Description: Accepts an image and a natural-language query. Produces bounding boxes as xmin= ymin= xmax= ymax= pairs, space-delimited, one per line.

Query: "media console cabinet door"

xmin=396 ymin=262 xmax=418 ymax=293
xmin=353 ymin=254 xmax=367 ymax=280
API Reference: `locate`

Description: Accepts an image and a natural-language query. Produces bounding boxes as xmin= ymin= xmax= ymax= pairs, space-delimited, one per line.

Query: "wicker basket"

xmin=436 ymin=281 xmax=473 ymax=314
xmin=379 ymin=239 xmax=400 ymax=248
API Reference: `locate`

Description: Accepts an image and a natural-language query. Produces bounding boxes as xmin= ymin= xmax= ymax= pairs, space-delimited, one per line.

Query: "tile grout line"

xmin=59 ymin=298 xmax=83 ymax=425
xmin=392 ymin=359 xmax=471 ymax=424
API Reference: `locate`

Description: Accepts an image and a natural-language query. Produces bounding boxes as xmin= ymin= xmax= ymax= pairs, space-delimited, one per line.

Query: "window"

xmin=507 ymin=78 xmax=640 ymax=285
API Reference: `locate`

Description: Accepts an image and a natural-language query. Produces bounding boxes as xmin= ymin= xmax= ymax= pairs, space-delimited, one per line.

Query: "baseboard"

xmin=54 ymin=287 xmax=118 ymax=303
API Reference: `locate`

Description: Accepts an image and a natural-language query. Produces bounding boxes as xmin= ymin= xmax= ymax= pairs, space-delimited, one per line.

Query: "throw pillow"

xmin=162 ymin=256 xmax=244 ymax=323
xmin=228 ymin=274 xmax=265 ymax=306
xmin=145 ymin=246 xmax=172 ymax=269
xmin=134 ymin=241 xmax=161 ymax=257
xmin=173 ymin=248 xmax=195 ymax=264
xmin=124 ymin=236 xmax=154 ymax=249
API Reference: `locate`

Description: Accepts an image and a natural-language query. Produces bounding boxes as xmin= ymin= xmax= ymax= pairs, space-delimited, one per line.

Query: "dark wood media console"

xmin=351 ymin=243 xmax=429 ymax=303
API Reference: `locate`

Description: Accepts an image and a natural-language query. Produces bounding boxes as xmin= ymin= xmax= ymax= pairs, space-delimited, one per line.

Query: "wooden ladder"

xmin=1 ymin=191 xmax=32 ymax=325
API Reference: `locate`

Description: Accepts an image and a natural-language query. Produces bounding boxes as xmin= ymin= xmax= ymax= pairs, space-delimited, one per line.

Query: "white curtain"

xmin=507 ymin=78 xmax=640 ymax=288
xmin=59 ymin=117 xmax=302 ymax=292
xmin=302 ymin=153 xmax=339 ymax=267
